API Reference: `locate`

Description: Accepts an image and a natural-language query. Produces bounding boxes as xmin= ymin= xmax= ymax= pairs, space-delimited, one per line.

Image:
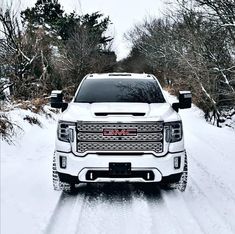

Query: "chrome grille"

xmin=77 ymin=132 xmax=163 ymax=142
xmin=77 ymin=122 xmax=163 ymax=132
xmin=76 ymin=122 xmax=164 ymax=154
xmin=77 ymin=142 xmax=163 ymax=153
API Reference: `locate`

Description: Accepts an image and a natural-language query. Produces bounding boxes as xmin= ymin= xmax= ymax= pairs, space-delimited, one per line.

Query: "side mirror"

xmin=179 ymin=91 xmax=192 ymax=109
xmin=50 ymin=90 xmax=68 ymax=111
xmin=172 ymin=91 xmax=192 ymax=112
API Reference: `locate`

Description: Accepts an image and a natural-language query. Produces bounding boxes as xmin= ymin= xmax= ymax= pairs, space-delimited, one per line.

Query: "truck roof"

xmin=86 ymin=73 xmax=154 ymax=79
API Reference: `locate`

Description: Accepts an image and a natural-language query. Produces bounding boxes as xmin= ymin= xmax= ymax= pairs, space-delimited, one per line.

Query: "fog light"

xmin=60 ymin=156 xmax=67 ymax=169
xmin=174 ymin=157 xmax=181 ymax=169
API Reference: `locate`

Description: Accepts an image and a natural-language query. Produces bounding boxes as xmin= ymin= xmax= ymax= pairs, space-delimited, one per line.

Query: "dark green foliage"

xmin=21 ymin=1 xmax=112 ymax=45
xmin=0 ymin=0 xmax=116 ymax=99
xmin=58 ymin=12 xmax=112 ymax=43
xmin=21 ymin=0 xmax=64 ymax=30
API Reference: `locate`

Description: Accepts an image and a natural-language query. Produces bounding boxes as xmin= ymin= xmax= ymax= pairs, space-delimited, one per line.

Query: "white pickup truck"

xmin=51 ymin=73 xmax=192 ymax=193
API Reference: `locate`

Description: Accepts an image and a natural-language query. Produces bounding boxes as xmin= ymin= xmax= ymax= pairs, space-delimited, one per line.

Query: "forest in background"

xmin=1 ymin=0 xmax=235 ymax=142
xmin=0 ymin=0 xmax=116 ymax=100
xmin=120 ymin=0 xmax=235 ymax=125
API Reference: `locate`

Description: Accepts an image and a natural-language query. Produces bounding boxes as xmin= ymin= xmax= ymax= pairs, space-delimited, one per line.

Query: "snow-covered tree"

xmin=125 ymin=0 xmax=235 ymax=126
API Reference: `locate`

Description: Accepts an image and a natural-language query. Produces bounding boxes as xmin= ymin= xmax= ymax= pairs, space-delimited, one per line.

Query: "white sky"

xmin=20 ymin=0 xmax=166 ymax=60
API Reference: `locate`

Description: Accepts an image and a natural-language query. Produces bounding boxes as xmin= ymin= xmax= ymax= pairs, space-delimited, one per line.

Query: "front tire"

xmin=177 ymin=154 xmax=188 ymax=192
xmin=52 ymin=155 xmax=61 ymax=191
xmin=160 ymin=152 xmax=188 ymax=192
xmin=52 ymin=154 xmax=77 ymax=194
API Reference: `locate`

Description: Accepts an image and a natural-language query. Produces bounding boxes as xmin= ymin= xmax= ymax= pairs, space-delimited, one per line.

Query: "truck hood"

xmin=59 ymin=102 xmax=181 ymax=123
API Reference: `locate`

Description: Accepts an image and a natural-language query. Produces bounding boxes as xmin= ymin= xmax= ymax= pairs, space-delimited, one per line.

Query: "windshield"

xmin=74 ymin=78 xmax=165 ymax=103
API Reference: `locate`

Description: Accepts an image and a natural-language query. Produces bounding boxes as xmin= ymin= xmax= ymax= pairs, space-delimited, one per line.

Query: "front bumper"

xmin=55 ymin=151 xmax=186 ymax=183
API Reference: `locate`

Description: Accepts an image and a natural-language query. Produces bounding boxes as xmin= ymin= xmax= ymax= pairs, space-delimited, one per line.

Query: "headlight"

xmin=165 ymin=121 xmax=182 ymax=143
xmin=57 ymin=121 xmax=75 ymax=142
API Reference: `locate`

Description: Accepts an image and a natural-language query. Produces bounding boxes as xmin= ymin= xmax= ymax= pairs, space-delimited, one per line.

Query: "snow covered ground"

xmin=0 ymin=108 xmax=61 ymax=234
xmin=1 ymin=100 xmax=235 ymax=234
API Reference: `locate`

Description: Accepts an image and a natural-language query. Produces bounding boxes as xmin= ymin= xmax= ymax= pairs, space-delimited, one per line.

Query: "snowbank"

xmin=0 ymin=106 xmax=61 ymax=234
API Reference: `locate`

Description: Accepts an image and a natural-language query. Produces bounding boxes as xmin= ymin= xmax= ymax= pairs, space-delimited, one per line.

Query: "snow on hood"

xmin=59 ymin=102 xmax=181 ymax=123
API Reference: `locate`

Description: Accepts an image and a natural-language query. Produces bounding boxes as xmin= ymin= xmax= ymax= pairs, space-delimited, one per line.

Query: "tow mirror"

xmin=179 ymin=91 xmax=192 ymax=109
xmin=172 ymin=91 xmax=192 ymax=112
xmin=50 ymin=90 xmax=68 ymax=112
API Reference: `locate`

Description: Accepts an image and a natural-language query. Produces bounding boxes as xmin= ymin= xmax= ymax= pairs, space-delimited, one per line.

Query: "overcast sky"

xmin=20 ymin=0 xmax=166 ymax=60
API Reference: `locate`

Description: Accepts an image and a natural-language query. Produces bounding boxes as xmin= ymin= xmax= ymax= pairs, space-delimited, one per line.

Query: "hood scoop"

xmin=95 ymin=112 xmax=146 ymax=116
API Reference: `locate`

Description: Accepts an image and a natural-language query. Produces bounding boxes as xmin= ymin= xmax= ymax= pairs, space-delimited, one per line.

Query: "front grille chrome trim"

xmin=77 ymin=121 xmax=164 ymax=132
xmin=77 ymin=142 xmax=163 ymax=153
xmin=77 ymin=132 xmax=163 ymax=142
xmin=76 ymin=121 xmax=164 ymax=154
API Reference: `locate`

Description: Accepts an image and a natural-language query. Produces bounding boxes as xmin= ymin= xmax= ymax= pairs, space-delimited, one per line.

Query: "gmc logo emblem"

xmin=103 ymin=129 xmax=137 ymax=136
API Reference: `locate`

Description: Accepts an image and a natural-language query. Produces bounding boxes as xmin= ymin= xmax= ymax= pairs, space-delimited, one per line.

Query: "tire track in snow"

xmin=75 ymin=183 xmax=137 ymax=234
xmin=187 ymin=148 xmax=235 ymax=231
xmin=185 ymin=129 xmax=235 ymax=232
xmin=185 ymin=130 xmax=235 ymax=196
xmin=161 ymin=189 xmax=204 ymax=234
xmin=44 ymin=180 xmax=235 ymax=234
xmin=44 ymin=185 xmax=88 ymax=234
xmin=183 ymin=176 xmax=235 ymax=234
xmin=189 ymin=151 xmax=235 ymax=201
xmin=76 ymin=183 xmax=175 ymax=234
xmin=44 ymin=192 xmax=65 ymax=234
xmin=133 ymin=184 xmax=181 ymax=234
xmin=125 ymin=184 xmax=153 ymax=234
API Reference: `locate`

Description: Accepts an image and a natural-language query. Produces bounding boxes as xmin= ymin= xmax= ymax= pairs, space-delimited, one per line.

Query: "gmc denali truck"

xmin=51 ymin=73 xmax=192 ymax=193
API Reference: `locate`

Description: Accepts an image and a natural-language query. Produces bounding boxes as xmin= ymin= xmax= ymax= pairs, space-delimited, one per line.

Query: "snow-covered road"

xmin=1 ymin=104 xmax=235 ymax=234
